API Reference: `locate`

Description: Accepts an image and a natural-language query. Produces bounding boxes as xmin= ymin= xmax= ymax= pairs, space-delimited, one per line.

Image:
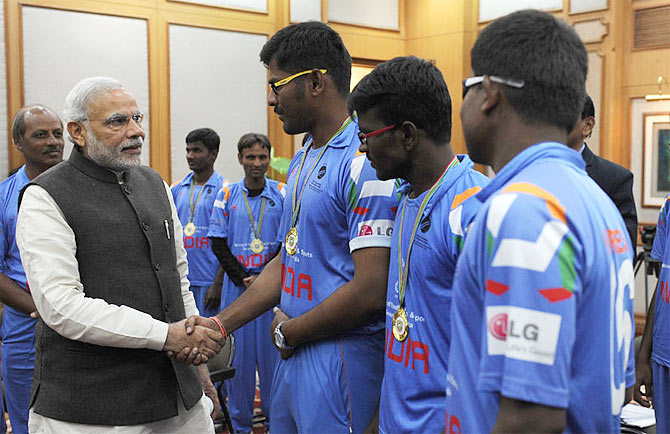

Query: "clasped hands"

xmin=163 ymin=316 xmax=225 ymax=366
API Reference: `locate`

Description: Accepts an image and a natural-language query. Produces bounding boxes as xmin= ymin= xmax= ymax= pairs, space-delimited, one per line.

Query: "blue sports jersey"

xmin=171 ymin=171 xmax=226 ymax=287
xmin=445 ymin=143 xmax=635 ymax=433
xmin=651 ymin=195 xmax=670 ymax=367
xmin=208 ymin=178 xmax=285 ymax=276
xmin=277 ymin=118 xmax=398 ymax=334
xmin=379 ymin=155 xmax=489 ymax=434
xmin=0 ymin=166 xmax=37 ymax=344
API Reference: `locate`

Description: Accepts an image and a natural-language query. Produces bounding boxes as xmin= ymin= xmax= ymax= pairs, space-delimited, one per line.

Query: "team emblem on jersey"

xmin=317 ymin=165 xmax=327 ymax=179
xmin=420 ymin=215 xmax=431 ymax=233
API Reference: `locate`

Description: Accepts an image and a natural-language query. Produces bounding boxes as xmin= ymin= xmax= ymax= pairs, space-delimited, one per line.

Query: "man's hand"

xmin=177 ymin=316 xmax=223 ymax=365
xmin=634 ymin=356 xmax=653 ymax=407
xmin=164 ymin=318 xmax=223 ymax=365
xmin=204 ymin=283 xmax=222 ymax=311
xmin=198 ymin=364 xmax=220 ymax=420
xmin=242 ymin=274 xmax=259 ymax=288
xmin=271 ymin=307 xmax=296 ymax=360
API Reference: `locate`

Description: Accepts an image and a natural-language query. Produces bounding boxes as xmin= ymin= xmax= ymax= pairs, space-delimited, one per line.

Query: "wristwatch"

xmin=273 ymin=320 xmax=294 ymax=350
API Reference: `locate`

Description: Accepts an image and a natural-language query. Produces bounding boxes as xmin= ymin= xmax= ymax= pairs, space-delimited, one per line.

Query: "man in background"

xmin=444 ymin=10 xmax=634 ymax=432
xmin=349 ymin=55 xmax=489 ymax=433
xmin=0 ymin=105 xmax=64 ymax=434
xmin=208 ymin=132 xmax=284 ymax=434
xmin=567 ymin=94 xmax=638 ymax=247
xmin=171 ymin=128 xmax=227 ymax=317
xmin=16 ymin=76 xmax=222 ymax=433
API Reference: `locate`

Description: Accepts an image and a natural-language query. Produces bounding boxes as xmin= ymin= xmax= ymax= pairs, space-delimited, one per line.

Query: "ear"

xmin=13 ymin=138 xmax=24 ymax=153
xmin=67 ymin=121 xmax=87 ymax=147
xmin=307 ymin=70 xmax=326 ymax=96
xmin=210 ymin=148 xmax=219 ymax=161
xmin=480 ymin=76 xmax=502 ymax=115
xmin=399 ymin=121 xmax=419 ymax=152
xmin=237 ymin=152 xmax=243 ymax=165
xmin=582 ymin=116 xmax=595 ymax=139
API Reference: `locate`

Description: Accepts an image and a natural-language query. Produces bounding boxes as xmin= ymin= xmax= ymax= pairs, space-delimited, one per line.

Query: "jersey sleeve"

xmin=207 ymin=184 xmax=232 ymax=239
xmin=477 ymin=189 xmax=580 ymax=410
xmin=345 ymin=154 xmax=399 ymax=252
xmin=651 ymin=194 xmax=670 ymax=261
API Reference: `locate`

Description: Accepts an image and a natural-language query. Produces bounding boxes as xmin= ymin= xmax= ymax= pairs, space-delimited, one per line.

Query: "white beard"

xmin=86 ymin=130 xmax=143 ymax=171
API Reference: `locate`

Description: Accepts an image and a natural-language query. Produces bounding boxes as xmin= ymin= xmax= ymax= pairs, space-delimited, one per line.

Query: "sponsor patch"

xmin=486 ymin=305 xmax=561 ymax=366
xmin=357 ymin=219 xmax=394 ymax=237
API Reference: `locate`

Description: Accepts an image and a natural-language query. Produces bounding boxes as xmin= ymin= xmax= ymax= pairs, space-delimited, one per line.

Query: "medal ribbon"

xmin=188 ymin=182 xmax=207 ymax=223
xmin=289 ymin=116 xmax=354 ymax=228
xmin=396 ymin=156 xmax=459 ymax=308
xmin=242 ymin=191 xmax=267 ymax=240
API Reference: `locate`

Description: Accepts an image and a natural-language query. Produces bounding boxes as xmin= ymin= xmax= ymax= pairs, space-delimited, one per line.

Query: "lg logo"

xmin=487 ymin=313 xmax=539 ymax=342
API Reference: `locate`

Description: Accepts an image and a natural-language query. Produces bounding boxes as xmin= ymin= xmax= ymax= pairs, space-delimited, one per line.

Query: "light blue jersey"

xmin=277 ymin=119 xmax=397 ymax=333
xmin=171 ymin=171 xmax=226 ymax=287
xmin=650 ymin=194 xmax=670 ymax=432
xmin=208 ymin=178 xmax=285 ymax=275
xmin=445 ymin=143 xmax=635 ymax=433
xmin=0 ymin=165 xmax=37 ymax=434
xmin=271 ymin=118 xmax=399 ymax=433
xmin=379 ymin=155 xmax=488 ymax=434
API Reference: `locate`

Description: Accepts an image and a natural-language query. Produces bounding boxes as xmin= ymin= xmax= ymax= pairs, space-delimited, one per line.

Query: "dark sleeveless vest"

xmin=21 ymin=149 xmax=202 ymax=425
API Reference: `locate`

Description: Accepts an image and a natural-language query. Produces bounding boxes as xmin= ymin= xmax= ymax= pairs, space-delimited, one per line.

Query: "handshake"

xmin=163 ymin=316 xmax=226 ymax=365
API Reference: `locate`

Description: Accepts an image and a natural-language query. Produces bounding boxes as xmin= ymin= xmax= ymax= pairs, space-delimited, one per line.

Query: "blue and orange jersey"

xmin=171 ymin=171 xmax=227 ymax=286
xmin=208 ymin=177 xmax=285 ymax=275
xmin=445 ymin=143 xmax=635 ymax=433
xmin=379 ymin=155 xmax=489 ymax=434
xmin=276 ymin=118 xmax=399 ymax=334
xmin=651 ymin=193 xmax=670 ymax=367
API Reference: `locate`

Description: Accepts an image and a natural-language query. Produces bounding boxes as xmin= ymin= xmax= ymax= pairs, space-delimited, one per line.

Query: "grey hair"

xmin=63 ymin=76 xmax=123 ymax=123
xmin=11 ymin=105 xmax=62 ymax=145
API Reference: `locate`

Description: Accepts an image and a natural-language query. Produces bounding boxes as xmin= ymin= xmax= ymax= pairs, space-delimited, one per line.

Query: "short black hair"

xmin=237 ymin=133 xmax=271 ymax=154
xmin=581 ymin=94 xmax=594 ymax=119
xmin=186 ymin=128 xmax=220 ymax=152
xmin=260 ymin=21 xmax=352 ymax=96
xmin=349 ymin=56 xmax=452 ymax=144
xmin=471 ymin=9 xmax=587 ymax=132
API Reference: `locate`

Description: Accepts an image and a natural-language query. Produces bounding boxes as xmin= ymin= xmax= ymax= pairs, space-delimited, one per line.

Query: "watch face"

xmin=274 ymin=326 xmax=283 ymax=347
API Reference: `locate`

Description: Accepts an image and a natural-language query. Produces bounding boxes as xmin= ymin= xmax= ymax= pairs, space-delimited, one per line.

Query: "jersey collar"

xmin=477 ymin=142 xmax=585 ymax=204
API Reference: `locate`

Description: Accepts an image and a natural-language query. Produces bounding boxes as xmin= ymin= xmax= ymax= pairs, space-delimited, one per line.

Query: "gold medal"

xmin=285 ymin=227 xmax=298 ymax=256
xmin=183 ymin=222 xmax=196 ymax=236
xmin=392 ymin=308 xmax=409 ymax=341
xmin=250 ymin=238 xmax=264 ymax=254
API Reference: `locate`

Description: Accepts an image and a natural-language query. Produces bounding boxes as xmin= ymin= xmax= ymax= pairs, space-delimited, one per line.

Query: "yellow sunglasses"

xmin=270 ymin=69 xmax=327 ymax=95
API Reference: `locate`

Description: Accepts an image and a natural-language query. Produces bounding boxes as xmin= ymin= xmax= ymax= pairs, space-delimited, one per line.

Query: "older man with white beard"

xmin=15 ymin=77 xmax=223 ymax=433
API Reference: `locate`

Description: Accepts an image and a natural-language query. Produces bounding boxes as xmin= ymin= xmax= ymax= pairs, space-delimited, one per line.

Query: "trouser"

xmin=225 ymin=309 xmax=277 ymax=433
xmin=2 ymin=340 xmax=35 ymax=434
xmin=28 ymin=394 xmax=214 ymax=433
xmin=653 ymin=360 xmax=670 ymax=434
xmin=269 ymin=332 xmax=384 ymax=434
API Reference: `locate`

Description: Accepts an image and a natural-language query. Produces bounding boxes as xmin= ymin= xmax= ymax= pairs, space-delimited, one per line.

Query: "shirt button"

xmin=142 ymin=222 xmax=149 ymax=231
xmin=154 ymin=262 xmax=161 ymax=271
xmin=123 ymin=186 xmax=131 ymax=195
xmin=164 ymin=302 xmax=170 ymax=311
